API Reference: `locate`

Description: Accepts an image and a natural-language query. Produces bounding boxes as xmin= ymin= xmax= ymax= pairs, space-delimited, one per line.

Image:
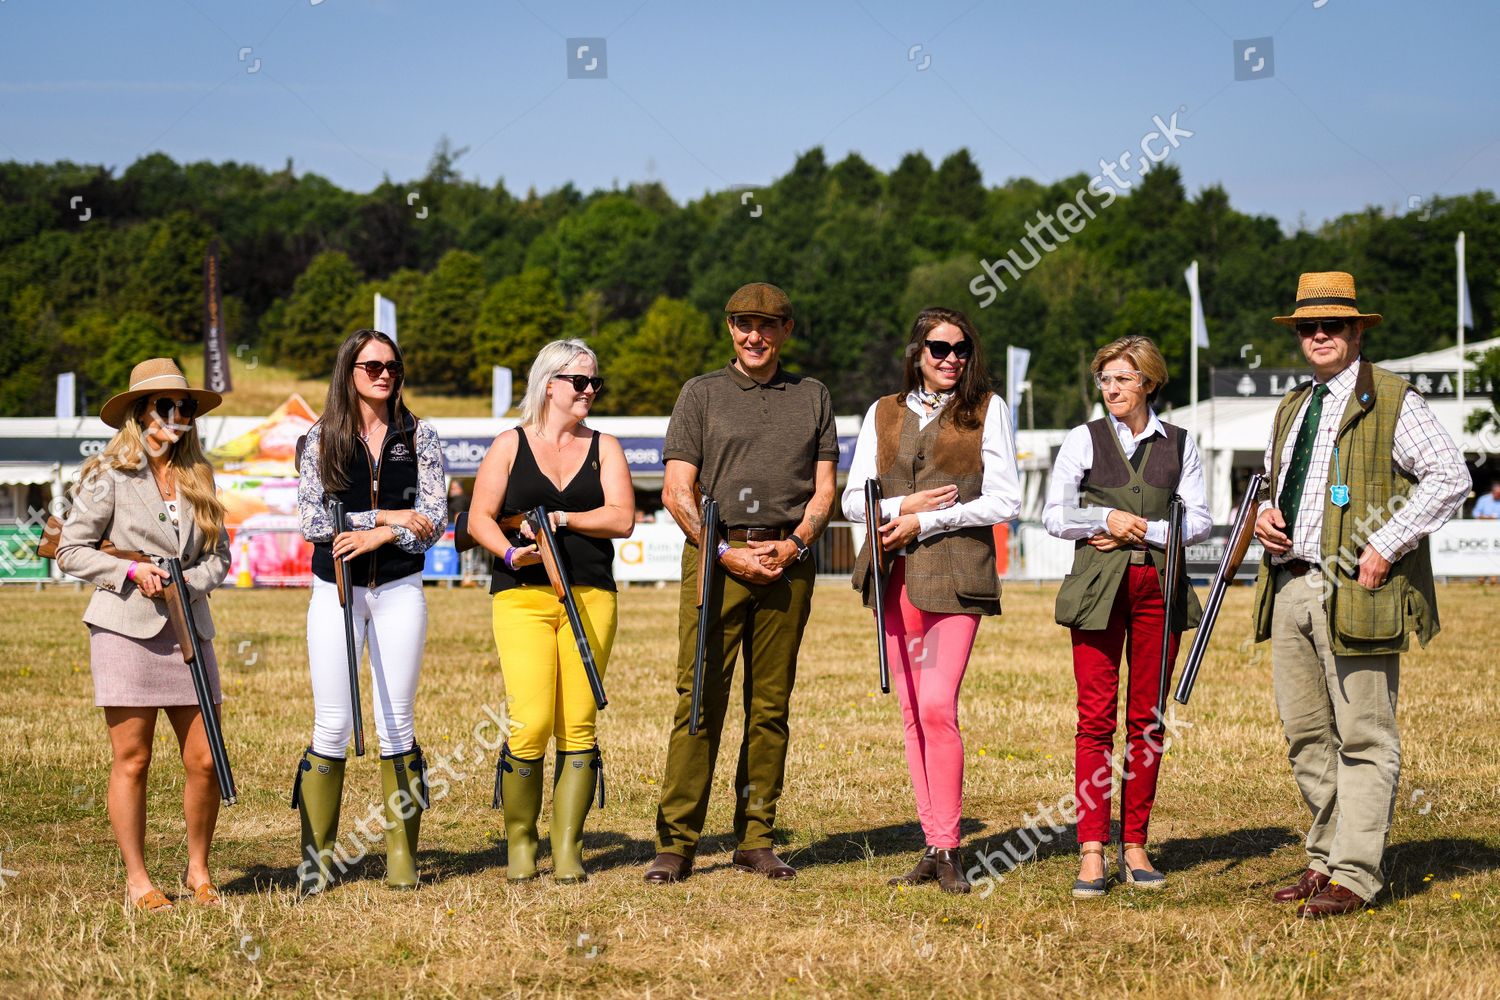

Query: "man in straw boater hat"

xmin=1250 ymin=272 xmax=1470 ymax=918
xmin=643 ymin=282 xmax=838 ymax=884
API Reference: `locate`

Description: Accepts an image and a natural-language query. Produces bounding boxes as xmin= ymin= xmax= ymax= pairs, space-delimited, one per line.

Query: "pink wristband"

xmin=126 ymin=561 xmax=138 ymax=581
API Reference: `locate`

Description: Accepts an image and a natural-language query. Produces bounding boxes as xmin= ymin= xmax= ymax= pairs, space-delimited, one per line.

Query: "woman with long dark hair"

xmin=844 ymin=307 xmax=1021 ymax=893
xmin=57 ymin=358 xmax=231 ymax=911
xmin=467 ymin=338 xmax=634 ymax=884
xmin=1044 ymin=335 xmax=1210 ymax=897
xmin=293 ymin=329 xmax=446 ymax=894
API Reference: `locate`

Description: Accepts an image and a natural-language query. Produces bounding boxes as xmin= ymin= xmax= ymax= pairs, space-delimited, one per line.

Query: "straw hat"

xmin=99 ymin=358 xmax=222 ymax=429
xmin=1273 ymin=271 xmax=1382 ymax=329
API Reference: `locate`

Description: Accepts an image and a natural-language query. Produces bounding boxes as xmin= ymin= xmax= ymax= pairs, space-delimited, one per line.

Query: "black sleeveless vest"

xmin=489 ymin=428 xmax=617 ymax=594
xmin=310 ymin=410 xmax=424 ymax=587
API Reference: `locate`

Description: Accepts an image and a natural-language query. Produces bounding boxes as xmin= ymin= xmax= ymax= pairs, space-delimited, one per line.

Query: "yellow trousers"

xmin=491 ymin=585 xmax=617 ymax=759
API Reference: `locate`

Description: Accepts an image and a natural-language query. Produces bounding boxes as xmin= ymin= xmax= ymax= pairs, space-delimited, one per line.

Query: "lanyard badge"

xmin=1329 ymin=445 xmax=1349 ymax=508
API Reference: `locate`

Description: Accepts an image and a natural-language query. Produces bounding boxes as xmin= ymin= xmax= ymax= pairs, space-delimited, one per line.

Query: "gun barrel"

xmin=1156 ymin=497 xmax=1186 ymax=726
xmin=689 ymin=497 xmax=719 ymax=735
xmin=164 ymin=557 xmax=238 ymax=805
xmin=864 ymin=479 xmax=891 ymax=695
xmin=328 ymin=499 xmax=365 ymax=756
xmin=531 ymin=507 xmax=607 ymax=711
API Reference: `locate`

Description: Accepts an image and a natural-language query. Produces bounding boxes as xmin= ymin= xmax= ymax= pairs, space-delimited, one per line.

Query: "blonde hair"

xmin=520 ymin=339 xmax=598 ymax=430
xmin=1091 ymin=335 xmax=1169 ymax=403
xmin=77 ymin=400 xmax=226 ymax=549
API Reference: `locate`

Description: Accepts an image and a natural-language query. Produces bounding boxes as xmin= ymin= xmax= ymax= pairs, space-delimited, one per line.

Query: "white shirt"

xmin=841 ymin=393 xmax=1021 ymax=540
xmin=1042 ymin=409 xmax=1212 ymax=548
xmin=1264 ymin=355 xmax=1470 ymax=564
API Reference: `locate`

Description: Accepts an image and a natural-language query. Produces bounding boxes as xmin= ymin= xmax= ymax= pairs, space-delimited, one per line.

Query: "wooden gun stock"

xmin=453 ymin=511 xmax=526 ymax=555
xmin=529 ymin=506 xmax=607 ymax=710
xmin=863 ymin=479 xmax=891 ymax=695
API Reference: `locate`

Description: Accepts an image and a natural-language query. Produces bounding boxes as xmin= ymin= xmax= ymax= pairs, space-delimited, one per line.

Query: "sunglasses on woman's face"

xmin=924 ymin=339 xmax=972 ymax=361
xmin=1295 ymin=319 xmax=1350 ymax=337
xmin=353 ymin=360 xmax=404 ymax=379
xmin=553 ymin=374 xmax=604 ymax=394
xmin=152 ymin=397 xmax=199 ymax=420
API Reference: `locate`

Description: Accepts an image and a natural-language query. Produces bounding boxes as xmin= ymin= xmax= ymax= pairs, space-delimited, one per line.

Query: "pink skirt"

xmin=88 ymin=624 xmax=222 ymax=708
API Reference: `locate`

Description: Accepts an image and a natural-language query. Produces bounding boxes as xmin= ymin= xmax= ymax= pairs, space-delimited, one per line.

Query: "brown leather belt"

xmin=1127 ymin=549 xmax=1149 ymax=565
xmin=1280 ymin=558 xmax=1318 ymax=577
xmin=725 ymin=527 xmax=791 ymax=542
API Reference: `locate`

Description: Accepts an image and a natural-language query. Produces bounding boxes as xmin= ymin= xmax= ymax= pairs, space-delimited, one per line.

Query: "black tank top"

xmin=489 ymin=428 xmax=617 ymax=594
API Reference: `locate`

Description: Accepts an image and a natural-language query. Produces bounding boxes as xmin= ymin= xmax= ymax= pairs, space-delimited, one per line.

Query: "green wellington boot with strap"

xmin=494 ymin=744 xmax=544 ymax=883
xmin=551 ymin=746 xmax=604 ymax=884
xmin=380 ymin=745 xmax=428 ymax=890
xmin=290 ymin=747 xmax=346 ymax=897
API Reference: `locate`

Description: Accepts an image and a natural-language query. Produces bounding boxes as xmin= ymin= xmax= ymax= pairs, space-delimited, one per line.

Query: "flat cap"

xmin=724 ymin=282 xmax=792 ymax=320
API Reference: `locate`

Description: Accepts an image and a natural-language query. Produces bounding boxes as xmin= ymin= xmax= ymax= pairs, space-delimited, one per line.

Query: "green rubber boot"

xmin=380 ymin=746 xmax=427 ymax=890
xmin=551 ymin=746 xmax=604 ymax=884
xmin=290 ymin=747 xmax=346 ymax=897
xmin=494 ymin=744 xmax=543 ymax=883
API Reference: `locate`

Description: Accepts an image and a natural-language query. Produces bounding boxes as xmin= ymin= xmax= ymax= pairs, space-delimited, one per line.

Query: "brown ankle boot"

xmin=888 ymin=846 xmax=939 ymax=886
xmin=933 ymin=849 xmax=971 ymax=894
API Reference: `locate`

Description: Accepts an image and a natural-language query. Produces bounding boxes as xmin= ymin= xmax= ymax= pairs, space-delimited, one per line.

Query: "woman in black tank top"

xmin=466 ymin=339 xmax=635 ymax=885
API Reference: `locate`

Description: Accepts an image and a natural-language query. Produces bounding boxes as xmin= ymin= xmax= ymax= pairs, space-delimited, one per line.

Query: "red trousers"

xmin=1070 ymin=563 xmax=1179 ymax=845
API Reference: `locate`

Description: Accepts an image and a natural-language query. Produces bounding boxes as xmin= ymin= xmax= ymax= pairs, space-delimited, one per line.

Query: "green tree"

xmin=405 ymin=249 xmax=485 ymax=390
xmin=471 ymin=267 xmax=566 ymax=395
xmin=595 ymin=297 xmax=719 ymax=415
xmin=265 ymin=251 xmax=362 ymax=377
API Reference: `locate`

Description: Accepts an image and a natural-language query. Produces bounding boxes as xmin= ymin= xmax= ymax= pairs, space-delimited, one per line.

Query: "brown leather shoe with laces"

xmin=1272 ymin=868 xmax=1330 ymax=903
xmin=731 ymin=847 xmax=796 ymax=880
xmin=643 ymin=852 xmax=692 ymax=884
xmin=1298 ymin=883 xmax=1366 ymax=919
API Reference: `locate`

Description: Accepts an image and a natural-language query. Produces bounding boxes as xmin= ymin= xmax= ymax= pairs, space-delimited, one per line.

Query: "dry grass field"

xmin=1 ymin=580 xmax=1498 ymax=998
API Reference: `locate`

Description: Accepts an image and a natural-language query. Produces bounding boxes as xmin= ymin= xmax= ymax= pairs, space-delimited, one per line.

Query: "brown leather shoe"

xmin=643 ymin=853 xmax=692 ymax=884
xmin=888 ymin=847 xmax=939 ymax=886
xmin=933 ymin=849 xmax=971 ymax=895
xmin=1272 ymin=868 xmax=1330 ymax=903
xmin=731 ymin=847 xmax=796 ymax=880
xmin=1298 ymin=883 xmax=1366 ymax=919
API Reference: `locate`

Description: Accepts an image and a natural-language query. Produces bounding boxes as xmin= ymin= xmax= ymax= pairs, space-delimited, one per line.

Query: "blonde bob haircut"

xmin=520 ymin=339 xmax=599 ymax=430
xmin=1090 ymin=335 xmax=1169 ymax=404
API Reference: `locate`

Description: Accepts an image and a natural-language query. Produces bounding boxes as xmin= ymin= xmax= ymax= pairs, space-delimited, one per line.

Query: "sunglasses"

xmin=1094 ymin=370 xmax=1144 ymax=390
xmin=553 ymin=374 xmax=604 ymax=394
xmin=353 ymin=360 xmax=404 ymax=379
xmin=151 ymin=397 xmax=199 ymax=421
xmin=1295 ymin=319 xmax=1350 ymax=337
xmin=924 ymin=339 xmax=973 ymax=361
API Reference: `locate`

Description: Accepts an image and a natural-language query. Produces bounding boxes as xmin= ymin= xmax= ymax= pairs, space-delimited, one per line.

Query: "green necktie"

xmin=1278 ymin=383 xmax=1330 ymax=532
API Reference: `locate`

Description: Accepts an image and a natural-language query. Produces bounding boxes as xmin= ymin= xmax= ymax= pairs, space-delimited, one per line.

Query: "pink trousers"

xmin=883 ymin=559 xmax=980 ymax=849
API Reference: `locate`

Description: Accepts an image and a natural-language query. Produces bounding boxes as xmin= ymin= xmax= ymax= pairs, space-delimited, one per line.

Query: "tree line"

xmin=1 ymin=142 xmax=1495 ymax=422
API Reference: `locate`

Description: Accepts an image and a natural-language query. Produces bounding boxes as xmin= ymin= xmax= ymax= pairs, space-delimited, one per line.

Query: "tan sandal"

xmin=1120 ymin=842 xmax=1166 ymax=889
xmin=127 ymin=888 xmax=174 ymax=912
xmin=181 ymin=870 xmax=222 ymax=906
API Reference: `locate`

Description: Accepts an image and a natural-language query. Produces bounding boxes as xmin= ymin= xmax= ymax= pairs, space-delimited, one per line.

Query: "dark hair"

xmin=901 ymin=307 xmax=993 ymax=431
xmin=317 ymin=329 xmax=416 ymax=492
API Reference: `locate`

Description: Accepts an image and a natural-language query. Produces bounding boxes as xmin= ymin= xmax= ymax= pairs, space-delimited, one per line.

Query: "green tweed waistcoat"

xmin=1251 ymin=361 xmax=1440 ymax=656
xmin=851 ymin=393 xmax=1000 ymax=616
xmin=1053 ymin=418 xmax=1203 ymax=632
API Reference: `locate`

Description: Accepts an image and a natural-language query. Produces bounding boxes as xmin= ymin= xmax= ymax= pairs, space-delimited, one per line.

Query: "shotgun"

xmin=528 ymin=506 xmax=607 ymax=711
xmin=863 ymin=478 xmax=891 ymax=695
xmin=689 ymin=496 xmax=721 ymax=736
xmin=451 ymin=510 xmax=525 ymax=554
xmin=1154 ymin=496 xmax=1186 ymax=734
xmin=328 ymin=498 xmax=366 ymax=757
xmin=1174 ymin=472 xmax=1267 ymax=705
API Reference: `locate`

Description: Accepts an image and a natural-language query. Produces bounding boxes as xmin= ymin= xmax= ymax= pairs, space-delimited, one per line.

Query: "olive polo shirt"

xmin=663 ymin=360 xmax=838 ymax=529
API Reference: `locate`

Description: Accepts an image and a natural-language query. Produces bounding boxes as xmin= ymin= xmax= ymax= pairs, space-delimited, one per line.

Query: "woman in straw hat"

xmin=1043 ymin=335 xmax=1211 ymax=898
xmin=55 ymin=358 xmax=230 ymax=912
xmin=292 ymin=328 xmax=446 ymax=894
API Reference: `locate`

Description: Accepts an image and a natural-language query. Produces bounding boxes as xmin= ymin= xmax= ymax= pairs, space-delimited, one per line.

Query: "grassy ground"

xmin=1 ymin=581 xmax=1497 ymax=998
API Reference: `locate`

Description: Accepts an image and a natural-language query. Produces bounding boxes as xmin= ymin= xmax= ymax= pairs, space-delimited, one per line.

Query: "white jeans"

xmin=306 ymin=572 xmax=427 ymax=758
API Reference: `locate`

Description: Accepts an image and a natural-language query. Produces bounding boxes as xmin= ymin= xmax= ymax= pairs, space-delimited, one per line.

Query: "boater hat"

xmin=99 ymin=358 xmax=222 ymax=429
xmin=724 ymin=282 xmax=793 ymax=320
xmin=1273 ymin=271 xmax=1382 ymax=329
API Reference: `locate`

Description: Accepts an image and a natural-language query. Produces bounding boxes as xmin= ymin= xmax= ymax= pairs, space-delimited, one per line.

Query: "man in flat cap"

xmin=1251 ymin=271 xmax=1469 ymax=918
xmin=644 ymin=282 xmax=838 ymax=883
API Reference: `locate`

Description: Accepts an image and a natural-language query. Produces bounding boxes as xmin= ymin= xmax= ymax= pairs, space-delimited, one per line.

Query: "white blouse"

xmin=840 ymin=393 xmax=1021 ymax=541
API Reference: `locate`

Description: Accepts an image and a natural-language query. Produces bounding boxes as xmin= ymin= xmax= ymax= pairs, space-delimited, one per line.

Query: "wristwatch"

xmin=789 ymin=533 xmax=810 ymax=562
xmin=556 ymin=510 xmax=569 ymax=529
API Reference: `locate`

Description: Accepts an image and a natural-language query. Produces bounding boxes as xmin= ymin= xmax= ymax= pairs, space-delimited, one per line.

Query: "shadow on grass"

xmin=787 ymin=819 xmax=991 ymax=871
xmin=1384 ymin=837 xmax=1500 ymax=901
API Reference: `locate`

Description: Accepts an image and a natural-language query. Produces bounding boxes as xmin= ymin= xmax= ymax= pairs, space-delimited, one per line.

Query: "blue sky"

xmin=1 ymin=0 xmax=1495 ymax=230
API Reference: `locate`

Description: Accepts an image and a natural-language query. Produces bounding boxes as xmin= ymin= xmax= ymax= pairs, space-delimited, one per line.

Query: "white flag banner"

xmin=55 ymin=371 xmax=75 ymax=420
xmin=1457 ymin=232 xmax=1474 ymax=330
xmin=1185 ymin=260 xmax=1210 ymax=348
xmin=1006 ymin=345 xmax=1031 ymax=432
xmin=492 ymin=366 xmax=513 ymax=419
xmin=374 ymin=294 xmax=398 ymax=343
